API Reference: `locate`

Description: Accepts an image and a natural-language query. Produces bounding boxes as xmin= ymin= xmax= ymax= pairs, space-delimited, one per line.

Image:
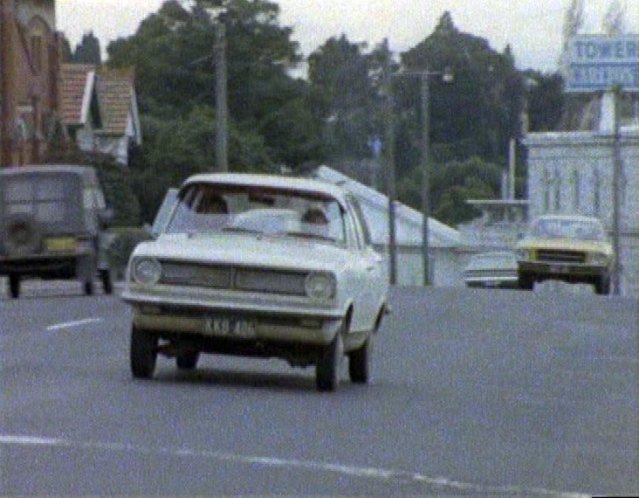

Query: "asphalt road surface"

xmin=1 ymin=282 xmax=637 ymax=496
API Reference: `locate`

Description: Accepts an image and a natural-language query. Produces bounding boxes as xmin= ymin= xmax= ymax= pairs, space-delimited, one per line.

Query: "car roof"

xmin=183 ymin=173 xmax=349 ymax=201
xmin=0 ymin=164 xmax=98 ymax=180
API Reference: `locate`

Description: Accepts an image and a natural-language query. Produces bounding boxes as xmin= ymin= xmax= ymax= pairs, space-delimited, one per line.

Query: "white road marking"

xmin=0 ymin=434 xmax=590 ymax=497
xmin=46 ymin=318 xmax=103 ymax=332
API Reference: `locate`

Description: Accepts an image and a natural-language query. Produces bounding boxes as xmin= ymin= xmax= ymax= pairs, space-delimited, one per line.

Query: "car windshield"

xmin=165 ymin=183 xmax=346 ymax=244
xmin=528 ymin=218 xmax=606 ymax=241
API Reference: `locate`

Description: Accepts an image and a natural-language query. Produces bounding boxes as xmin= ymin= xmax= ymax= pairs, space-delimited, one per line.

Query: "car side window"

xmin=342 ymin=203 xmax=362 ymax=250
xmin=348 ymin=196 xmax=372 ymax=247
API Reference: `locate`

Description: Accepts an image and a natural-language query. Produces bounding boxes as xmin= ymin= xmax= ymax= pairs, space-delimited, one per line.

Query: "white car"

xmin=122 ymin=173 xmax=389 ymax=391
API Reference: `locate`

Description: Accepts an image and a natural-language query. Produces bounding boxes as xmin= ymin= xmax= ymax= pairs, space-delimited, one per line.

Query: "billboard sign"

xmin=565 ymin=35 xmax=639 ymax=92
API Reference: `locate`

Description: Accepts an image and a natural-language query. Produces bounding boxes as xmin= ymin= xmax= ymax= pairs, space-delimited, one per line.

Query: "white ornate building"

xmin=524 ymin=94 xmax=639 ymax=297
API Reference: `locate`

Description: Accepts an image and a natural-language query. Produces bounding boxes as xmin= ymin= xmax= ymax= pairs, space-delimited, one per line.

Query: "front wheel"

xmin=99 ymin=269 xmax=113 ymax=295
xmin=83 ymin=280 xmax=94 ymax=296
xmin=316 ymin=333 xmax=344 ymax=392
xmin=130 ymin=326 xmax=158 ymax=379
xmin=594 ymin=276 xmax=610 ymax=295
xmin=518 ymin=274 xmax=534 ymax=290
xmin=176 ymin=351 xmax=200 ymax=370
xmin=8 ymin=274 xmax=20 ymax=299
xmin=348 ymin=335 xmax=372 ymax=384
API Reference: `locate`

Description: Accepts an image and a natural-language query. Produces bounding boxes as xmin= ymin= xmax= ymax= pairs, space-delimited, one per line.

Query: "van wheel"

xmin=83 ymin=280 xmax=94 ymax=296
xmin=349 ymin=335 xmax=372 ymax=384
xmin=8 ymin=274 xmax=20 ymax=299
xmin=100 ymin=269 xmax=113 ymax=294
xmin=316 ymin=332 xmax=344 ymax=392
xmin=130 ymin=326 xmax=158 ymax=379
xmin=595 ymin=277 xmax=610 ymax=295
xmin=176 ymin=351 xmax=200 ymax=370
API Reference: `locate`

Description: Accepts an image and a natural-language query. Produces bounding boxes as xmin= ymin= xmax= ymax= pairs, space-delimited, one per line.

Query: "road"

xmin=1 ymin=282 xmax=637 ymax=496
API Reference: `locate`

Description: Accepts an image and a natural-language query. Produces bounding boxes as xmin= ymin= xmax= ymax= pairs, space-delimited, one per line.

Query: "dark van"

xmin=0 ymin=165 xmax=113 ymax=298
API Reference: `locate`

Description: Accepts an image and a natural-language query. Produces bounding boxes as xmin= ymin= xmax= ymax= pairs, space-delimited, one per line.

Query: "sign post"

xmin=566 ymin=35 xmax=638 ymax=296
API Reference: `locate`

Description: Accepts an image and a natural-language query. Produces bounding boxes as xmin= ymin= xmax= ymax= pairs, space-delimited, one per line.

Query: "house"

xmin=0 ymin=0 xmax=63 ymax=167
xmin=523 ymin=93 xmax=639 ymax=297
xmin=59 ymin=63 xmax=142 ymax=165
xmin=312 ymin=165 xmax=464 ymax=286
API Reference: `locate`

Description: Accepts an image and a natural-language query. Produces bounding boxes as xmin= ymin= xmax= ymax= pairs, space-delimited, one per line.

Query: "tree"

xmin=399 ymin=12 xmax=525 ymax=166
xmin=307 ymin=34 xmax=381 ymax=161
xmin=602 ymin=0 xmax=627 ymax=35
xmin=73 ymin=32 xmax=102 ymax=65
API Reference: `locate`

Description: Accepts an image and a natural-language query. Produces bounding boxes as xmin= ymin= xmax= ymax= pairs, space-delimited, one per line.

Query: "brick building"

xmin=0 ymin=0 xmax=62 ymax=167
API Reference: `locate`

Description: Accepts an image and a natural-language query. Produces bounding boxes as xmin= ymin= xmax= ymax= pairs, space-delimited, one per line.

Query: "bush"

xmin=107 ymin=227 xmax=152 ymax=280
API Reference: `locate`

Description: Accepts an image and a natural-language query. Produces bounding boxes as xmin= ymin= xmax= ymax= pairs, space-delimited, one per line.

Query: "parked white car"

xmin=122 ymin=173 xmax=389 ymax=391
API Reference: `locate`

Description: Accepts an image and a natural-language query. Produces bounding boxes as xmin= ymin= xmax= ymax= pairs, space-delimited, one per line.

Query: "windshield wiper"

xmin=222 ymin=226 xmax=263 ymax=235
xmin=284 ymin=230 xmax=335 ymax=242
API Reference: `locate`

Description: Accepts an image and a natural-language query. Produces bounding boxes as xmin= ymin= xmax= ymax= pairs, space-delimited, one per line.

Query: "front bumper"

xmin=518 ymin=260 xmax=609 ymax=280
xmin=122 ymin=284 xmax=344 ymax=346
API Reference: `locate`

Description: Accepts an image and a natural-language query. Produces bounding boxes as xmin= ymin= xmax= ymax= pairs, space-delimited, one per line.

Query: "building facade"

xmin=0 ymin=0 xmax=62 ymax=167
xmin=524 ymin=97 xmax=639 ymax=297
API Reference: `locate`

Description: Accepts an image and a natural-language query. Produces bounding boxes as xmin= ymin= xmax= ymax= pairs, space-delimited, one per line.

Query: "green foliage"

xmin=73 ymin=31 xmax=102 ymax=64
xmin=106 ymin=227 xmax=152 ymax=279
xmin=307 ymin=35 xmax=385 ymax=161
xmin=398 ymin=12 xmax=526 ymax=167
xmin=397 ymin=156 xmax=502 ymax=227
xmin=43 ymin=148 xmax=141 ymax=227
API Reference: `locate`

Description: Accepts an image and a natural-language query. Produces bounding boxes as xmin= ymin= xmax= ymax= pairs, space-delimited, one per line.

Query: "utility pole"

xmin=382 ymin=38 xmax=397 ymax=285
xmin=214 ymin=22 xmax=228 ymax=172
xmin=612 ymin=87 xmax=622 ymax=295
xmin=420 ymin=73 xmax=431 ymax=286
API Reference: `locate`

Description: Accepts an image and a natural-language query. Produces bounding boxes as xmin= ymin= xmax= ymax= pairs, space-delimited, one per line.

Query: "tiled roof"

xmin=96 ymin=68 xmax=135 ymax=136
xmin=59 ymin=64 xmax=136 ymax=136
xmin=59 ymin=63 xmax=95 ymax=126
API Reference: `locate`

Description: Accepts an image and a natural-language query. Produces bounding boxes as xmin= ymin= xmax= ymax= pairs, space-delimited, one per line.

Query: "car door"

xmin=345 ymin=196 xmax=385 ymax=332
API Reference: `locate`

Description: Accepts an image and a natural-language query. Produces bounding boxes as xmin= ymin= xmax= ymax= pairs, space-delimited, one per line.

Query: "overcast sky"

xmin=56 ymin=0 xmax=639 ymax=73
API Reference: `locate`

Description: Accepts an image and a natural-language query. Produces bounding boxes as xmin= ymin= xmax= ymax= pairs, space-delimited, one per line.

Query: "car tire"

xmin=8 ymin=274 xmax=20 ymax=299
xmin=176 ymin=351 xmax=200 ymax=370
xmin=130 ymin=326 xmax=158 ymax=379
xmin=518 ymin=275 xmax=534 ymax=290
xmin=316 ymin=332 xmax=344 ymax=392
xmin=595 ymin=277 xmax=610 ymax=296
xmin=100 ymin=269 xmax=113 ymax=295
xmin=348 ymin=335 xmax=372 ymax=384
xmin=83 ymin=280 xmax=94 ymax=296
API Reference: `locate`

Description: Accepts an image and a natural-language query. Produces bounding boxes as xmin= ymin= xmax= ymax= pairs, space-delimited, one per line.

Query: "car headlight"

xmin=515 ymin=248 xmax=529 ymax=261
xmin=304 ymin=272 xmax=336 ymax=300
xmin=590 ymin=253 xmax=609 ymax=266
xmin=132 ymin=258 xmax=162 ymax=285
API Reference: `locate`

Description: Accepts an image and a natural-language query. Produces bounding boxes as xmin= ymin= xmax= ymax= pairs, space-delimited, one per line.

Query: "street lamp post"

xmin=399 ymin=68 xmax=452 ymax=286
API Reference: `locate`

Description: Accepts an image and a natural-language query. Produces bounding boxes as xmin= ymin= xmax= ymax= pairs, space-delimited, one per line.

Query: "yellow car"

xmin=515 ymin=215 xmax=613 ymax=295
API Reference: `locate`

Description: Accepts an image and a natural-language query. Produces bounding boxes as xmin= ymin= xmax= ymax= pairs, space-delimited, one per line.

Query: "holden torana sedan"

xmin=121 ymin=173 xmax=389 ymax=391
xmin=515 ymin=214 xmax=614 ymax=295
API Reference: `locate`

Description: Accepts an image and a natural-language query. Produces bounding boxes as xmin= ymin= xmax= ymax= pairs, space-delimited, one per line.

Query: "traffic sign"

xmin=565 ymin=35 xmax=639 ymax=92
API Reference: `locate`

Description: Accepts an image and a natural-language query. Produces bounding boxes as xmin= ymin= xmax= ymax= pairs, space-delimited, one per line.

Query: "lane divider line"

xmin=46 ymin=318 xmax=103 ymax=332
xmin=0 ymin=434 xmax=590 ymax=497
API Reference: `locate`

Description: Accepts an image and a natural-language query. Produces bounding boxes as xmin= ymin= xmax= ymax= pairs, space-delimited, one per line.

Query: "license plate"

xmin=549 ymin=264 xmax=568 ymax=274
xmin=45 ymin=237 xmax=76 ymax=252
xmin=204 ymin=317 xmax=257 ymax=339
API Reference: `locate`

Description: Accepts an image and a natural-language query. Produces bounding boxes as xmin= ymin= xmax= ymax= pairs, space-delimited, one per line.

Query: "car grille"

xmin=535 ymin=250 xmax=586 ymax=264
xmin=159 ymin=261 xmax=307 ymax=296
